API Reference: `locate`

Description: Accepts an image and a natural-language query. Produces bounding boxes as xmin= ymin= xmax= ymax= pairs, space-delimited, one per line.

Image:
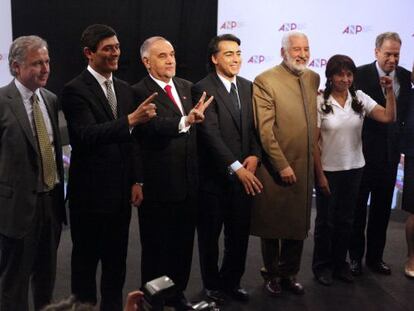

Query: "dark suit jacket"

xmin=0 ymin=81 xmax=65 ymax=238
xmin=403 ymin=89 xmax=414 ymax=157
xmin=192 ymin=73 xmax=261 ymax=193
xmin=61 ymin=70 xmax=139 ymax=213
xmin=132 ymin=76 xmax=197 ymax=202
xmin=355 ymin=62 xmax=411 ymax=164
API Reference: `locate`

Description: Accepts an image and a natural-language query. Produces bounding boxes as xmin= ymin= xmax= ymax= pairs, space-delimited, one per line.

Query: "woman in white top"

xmin=313 ymin=54 xmax=396 ymax=286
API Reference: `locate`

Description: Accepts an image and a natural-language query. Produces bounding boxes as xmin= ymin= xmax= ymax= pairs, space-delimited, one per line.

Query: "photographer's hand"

xmin=124 ymin=290 xmax=144 ymax=311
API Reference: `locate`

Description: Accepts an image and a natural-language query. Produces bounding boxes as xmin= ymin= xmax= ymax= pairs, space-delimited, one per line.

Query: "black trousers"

xmin=197 ymin=182 xmax=251 ymax=290
xmin=138 ymin=196 xmax=196 ymax=294
xmin=349 ymin=160 xmax=398 ymax=264
xmin=260 ymin=238 xmax=304 ymax=279
xmin=312 ymin=168 xmax=363 ymax=275
xmin=0 ymin=189 xmax=61 ymax=311
xmin=70 ymin=210 xmax=130 ymax=311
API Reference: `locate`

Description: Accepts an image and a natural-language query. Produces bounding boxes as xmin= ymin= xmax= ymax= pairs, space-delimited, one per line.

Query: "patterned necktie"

xmin=32 ymin=93 xmax=57 ymax=189
xmin=104 ymin=79 xmax=118 ymax=118
xmin=230 ymin=82 xmax=241 ymax=110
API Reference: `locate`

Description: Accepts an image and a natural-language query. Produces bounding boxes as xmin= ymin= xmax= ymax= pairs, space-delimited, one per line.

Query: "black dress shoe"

xmin=314 ymin=271 xmax=333 ymax=286
xmin=225 ymin=287 xmax=249 ymax=302
xmin=350 ymin=260 xmax=362 ymax=276
xmin=265 ymin=279 xmax=282 ymax=297
xmin=205 ymin=289 xmax=226 ymax=304
xmin=333 ymin=267 xmax=354 ymax=283
xmin=366 ymin=261 xmax=391 ymax=275
xmin=280 ymin=277 xmax=305 ymax=295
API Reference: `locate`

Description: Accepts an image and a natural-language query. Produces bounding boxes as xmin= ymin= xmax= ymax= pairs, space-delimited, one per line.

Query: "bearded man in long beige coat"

xmin=251 ymin=31 xmax=320 ymax=296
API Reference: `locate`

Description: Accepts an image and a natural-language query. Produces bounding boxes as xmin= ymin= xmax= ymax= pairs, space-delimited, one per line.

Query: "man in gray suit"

xmin=0 ymin=36 xmax=65 ymax=310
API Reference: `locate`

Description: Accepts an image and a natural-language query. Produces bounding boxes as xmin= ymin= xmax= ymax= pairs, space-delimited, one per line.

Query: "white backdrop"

xmin=0 ymin=0 xmax=12 ymax=86
xmin=218 ymin=0 xmax=414 ymax=208
xmin=218 ymin=0 xmax=414 ymax=87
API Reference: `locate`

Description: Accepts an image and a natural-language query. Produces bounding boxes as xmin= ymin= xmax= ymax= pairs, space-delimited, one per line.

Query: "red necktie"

xmin=164 ymin=85 xmax=178 ymax=108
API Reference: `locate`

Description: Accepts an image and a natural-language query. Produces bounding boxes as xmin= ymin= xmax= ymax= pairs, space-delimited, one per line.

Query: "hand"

xmin=317 ymin=173 xmax=331 ymax=196
xmin=128 ymin=93 xmax=158 ymax=126
xmin=185 ymin=91 xmax=214 ymax=126
xmin=124 ymin=290 xmax=144 ymax=311
xmin=279 ymin=166 xmax=297 ymax=184
xmin=131 ymin=183 xmax=143 ymax=207
xmin=242 ymin=156 xmax=259 ymax=174
xmin=379 ymin=76 xmax=393 ymax=92
xmin=235 ymin=167 xmax=263 ymax=195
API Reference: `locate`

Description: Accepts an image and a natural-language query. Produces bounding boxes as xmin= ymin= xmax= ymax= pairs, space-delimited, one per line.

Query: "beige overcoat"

xmin=251 ymin=63 xmax=320 ymax=240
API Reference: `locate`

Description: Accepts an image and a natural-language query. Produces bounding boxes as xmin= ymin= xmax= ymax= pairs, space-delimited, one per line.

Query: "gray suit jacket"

xmin=0 ymin=81 xmax=65 ymax=238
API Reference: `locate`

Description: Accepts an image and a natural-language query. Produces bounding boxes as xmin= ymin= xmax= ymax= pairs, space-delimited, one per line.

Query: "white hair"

xmin=140 ymin=36 xmax=169 ymax=58
xmin=281 ymin=31 xmax=308 ymax=50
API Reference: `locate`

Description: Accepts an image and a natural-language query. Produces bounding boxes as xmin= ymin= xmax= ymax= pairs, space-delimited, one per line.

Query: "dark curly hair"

xmin=322 ymin=54 xmax=363 ymax=116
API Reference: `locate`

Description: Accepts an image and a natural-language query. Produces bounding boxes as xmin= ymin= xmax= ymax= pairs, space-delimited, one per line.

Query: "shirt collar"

xmin=14 ymin=78 xmax=41 ymax=101
xmin=328 ymin=90 xmax=352 ymax=109
xmin=216 ymin=73 xmax=237 ymax=93
xmin=87 ymin=65 xmax=113 ymax=85
xmin=375 ymin=61 xmax=395 ymax=79
xmin=149 ymin=74 xmax=174 ymax=90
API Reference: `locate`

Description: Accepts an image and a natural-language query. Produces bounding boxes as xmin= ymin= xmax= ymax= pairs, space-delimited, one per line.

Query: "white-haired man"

xmin=251 ymin=31 xmax=320 ymax=296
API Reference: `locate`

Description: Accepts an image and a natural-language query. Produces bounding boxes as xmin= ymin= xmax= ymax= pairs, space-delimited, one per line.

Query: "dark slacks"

xmin=138 ymin=196 xmax=196 ymax=293
xmin=349 ymin=160 xmax=398 ymax=264
xmin=70 ymin=211 xmax=130 ymax=311
xmin=260 ymin=238 xmax=304 ymax=279
xmin=197 ymin=181 xmax=251 ymax=290
xmin=0 ymin=189 xmax=61 ymax=311
xmin=313 ymin=168 xmax=363 ymax=275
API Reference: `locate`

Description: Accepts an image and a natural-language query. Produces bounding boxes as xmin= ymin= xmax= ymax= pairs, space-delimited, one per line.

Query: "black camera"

xmin=142 ymin=276 xmax=175 ymax=311
xmin=141 ymin=276 xmax=219 ymax=311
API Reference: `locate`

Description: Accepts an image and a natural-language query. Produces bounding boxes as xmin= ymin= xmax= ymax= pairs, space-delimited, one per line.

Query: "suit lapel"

xmin=41 ymin=89 xmax=59 ymax=138
xmin=237 ymin=79 xmax=250 ymax=137
xmin=173 ymin=78 xmax=192 ymax=115
xmin=145 ymin=77 xmax=182 ymax=116
xmin=6 ymin=81 xmax=38 ymax=153
xmin=370 ymin=62 xmax=386 ymax=104
xmin=82 ymin=70 xmax=115 ymax=120
xmin=212 ymin=74 xmax=241 ymax=131
xmin=113 ymin=77 xmax=126 ymax=117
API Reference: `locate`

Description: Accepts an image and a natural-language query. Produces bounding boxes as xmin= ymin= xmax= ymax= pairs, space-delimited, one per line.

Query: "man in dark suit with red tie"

xmin=349 ymin=32 xmax=412 ymax=276
xmin=191 ymin=34 xmax=262 ymax=304
xmin=132 ymin=36 xmax=212 ymax=311
xmin=61 ymin=24 xmax=156 ymax=311
xmin=0 ymin=35 xmax=66 ymax=311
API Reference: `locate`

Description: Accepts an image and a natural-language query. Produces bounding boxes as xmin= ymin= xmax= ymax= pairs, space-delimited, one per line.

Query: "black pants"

xmin=138 ymin=196 xmax=196 ymax=293
xmin=349 ymin=160 xmax=398 ymax=264
xmin=313 ymin=168 xmax=363 ymax=275
xmin=260 ymin=238 xmax=304 ymax=279
xmin=197 ymin=182 xmax=251 ymax=290
xmin=70 ymin=211 xmax=130 ymax=311
xmin=0 ymin=189 xmax=61 ymax=311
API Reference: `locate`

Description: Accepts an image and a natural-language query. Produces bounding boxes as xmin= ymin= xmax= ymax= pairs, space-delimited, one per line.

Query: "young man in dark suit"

xmin=349 ymin=32 xmax=412 ymax=276
xmin=191 ymin=34 xmax=262 ymax=304
xmin=61 ymin=24 xmax=156 ymax=311
xmin=132 ymin=36 xmax=212 ymax=311
xmin=0 ymin=35 xmax=66 ymax=311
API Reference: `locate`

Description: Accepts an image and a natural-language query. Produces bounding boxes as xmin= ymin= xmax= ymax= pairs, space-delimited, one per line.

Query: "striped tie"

xmin=32 ymin=93 xmax=57 ymax=189
xmin=105 ymin=79 xmax=118 ymax=118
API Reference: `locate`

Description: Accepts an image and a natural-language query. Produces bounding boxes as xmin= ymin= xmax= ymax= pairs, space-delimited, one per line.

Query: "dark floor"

xmin=47 ymin=207 xmax=414 ymax=311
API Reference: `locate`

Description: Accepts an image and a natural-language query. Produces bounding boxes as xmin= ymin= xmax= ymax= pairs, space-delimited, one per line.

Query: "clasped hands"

xmin=235 ymin=156 xmax=263 ymax=196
